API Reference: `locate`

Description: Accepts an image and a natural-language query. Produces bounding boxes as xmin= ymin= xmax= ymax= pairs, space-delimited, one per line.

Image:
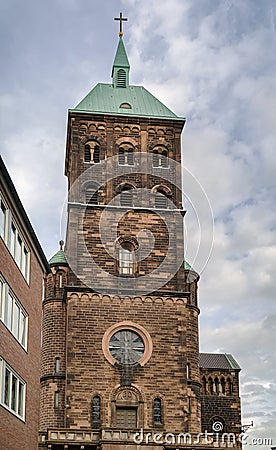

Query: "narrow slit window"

xmin=92 ymin=395 xmax=101 ymax=426
xmin=54 ymin=391 xmax=59 ymax=409
xmin=127 ymin=149 xmax=134 ymax=165
xmin=84 ymin=144 xmax=91 ymax=162
xmin=93 ymin=146 xmax=100 ymax=163
xmin=153 ymin=398 xmax=162 ymax=424
xmin=55 ymin=357 xmax=60 ymax=373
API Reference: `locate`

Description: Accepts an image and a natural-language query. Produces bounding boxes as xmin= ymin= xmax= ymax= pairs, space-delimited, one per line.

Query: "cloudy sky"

xmin=1 ymin=0 xmax=275 ymax=446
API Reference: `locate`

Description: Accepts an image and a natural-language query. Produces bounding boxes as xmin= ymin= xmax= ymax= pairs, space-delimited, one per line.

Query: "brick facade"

xmin=39 ymin=37 xmax=242 ymax=450
xmin=0 ymin=157 xmax=49 ymax=450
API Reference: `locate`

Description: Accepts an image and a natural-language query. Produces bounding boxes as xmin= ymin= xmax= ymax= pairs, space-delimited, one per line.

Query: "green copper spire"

xmin=112 ymin=36 xmax=130 ymax=88
xmin=72 ymin=13 xmax=185 ymax=120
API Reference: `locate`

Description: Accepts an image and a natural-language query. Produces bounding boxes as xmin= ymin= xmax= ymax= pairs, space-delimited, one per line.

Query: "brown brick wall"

xmin=62 ymin=292 xmax=200 ymax=434
xmin=40 ymin=266 xmax=67 ymax=431
xmin=200 ymin=367 xmax=241 ymax=436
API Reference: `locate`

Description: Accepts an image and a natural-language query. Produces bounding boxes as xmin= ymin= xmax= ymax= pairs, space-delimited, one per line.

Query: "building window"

xmin=187 ymin=396 xmax=191 ymax=414
xmin=0 ymin=197 xmax=8 ymax=240
xmin=227 ymin=377 xmax=233 ymax=395
xmin=109 ymin=329 xmax=145 ymax=365
xmin=221 ymin=377 xmax=226 ymax=394
xmin=152 ymin=148 xmax=169 ymax=168
xmin=120 ymin=102 xmax=132 ymax=109
xmin=0 ymin=358 xmax=26 ymax=420
xmin=0 ymin=275 xmax=28 ymax=349
xmin=8 ymin=220 xmax=30 ymax=281
xmin=116 ymin=407 xmax=137 ymax=428
xmin=86 ymin=188 xmax=98 ymax=205
xmin=119 ymin=245 xmax=134 ymax=276
xmin=116 ymin=183 xmax=135 ymax=207
xmin=92 ymin=395 xmax=101 ymax=427
xmin=153 ymin=398 xmax=162 ymax=424
xmin=186 ymin=363 xmax=190 ymax=379
xmin=117 ymin=69 xmax=127 ymax=88
xmin=54 ymin=391 xmax=59 ymax=409
xmin=202 ymin=377 xmax=207 ymax=394
xmin=55 ymin=357 xmax=60 ymax=373
xmin=93 ymin=146 xmax=100 ymax=163
xmin=84 ymin=142 xmax=100 ymax=163
xmin=120 ymin=189 xmax=132 ymax=207
xmin=155 ymin=190 xmax=168 ymax=209
xmin=84 ymin=144 xmax=91 ymax=162
xmin=82 ymin=181 xmax=100 ymax=205
xmin=119 ymin=147 xmax=134 ymax=165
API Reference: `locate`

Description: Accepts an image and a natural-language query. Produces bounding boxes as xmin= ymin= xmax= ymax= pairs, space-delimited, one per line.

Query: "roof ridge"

xmin=225 ymin=353 xmax=241 ymax=370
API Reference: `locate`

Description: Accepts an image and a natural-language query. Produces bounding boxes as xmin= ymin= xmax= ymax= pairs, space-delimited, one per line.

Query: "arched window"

xmin=82 ymin=181 xmax=100 ymax=205
xmin=86 ymin=189 xmax=98 ymax=205
xmin=117 ymin=183 xmax=134 ymax=207
xmin=208 ymin=377 xmax=213 ymax=394
xmin=120 ymin=102 xmax=132 ymax=109
xmin=120 ymin=190 xmax=132 ymax=207
xmin=202 ymin=377 xmax=207 ymax=395
xmin=84 ymin=141 xmax=100 ymax=163
xmin=155 ymin=190 xmax=168 ymax=209
xmin=92 ymin=395 xmax=101 ymax=427
xmin=55 ymin=357 xmax=60 ymax=373
xmin=152 ymin=148 xmax=169 ymax=168
xmin=119 ymin=244 xmax=134 ymax=275
xmin=214 ymin=377 xmax=219 ymax=394
xmin=161 ymin=150 xmax=168 ymax=167
xmin=93 ymin=146 xmax=100 ymax=163
xmin=84 ymin=144 xmax=91 ymax=162
xmin=221 ymin=377 xmax=226 ymax=395
xmin=153 ymin=398 xmax=162 ymax=424
xmin=226 ymin=377 xmax=233 ymax=395
xmin=119 ymin=147 xmax=134 ymax=165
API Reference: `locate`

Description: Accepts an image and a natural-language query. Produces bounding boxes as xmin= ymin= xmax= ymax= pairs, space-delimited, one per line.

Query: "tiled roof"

xmin=199 ymin=353 xmax=241 ymax=370
xmin=48 ymin=250 xmax=68 ymax=266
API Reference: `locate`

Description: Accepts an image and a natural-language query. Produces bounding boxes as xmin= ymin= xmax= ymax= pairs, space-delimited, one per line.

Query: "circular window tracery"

xmin=109 ymin=329 xmax=145 ymax=364
xmin=102 ymin=321 xmax=152 ymax=367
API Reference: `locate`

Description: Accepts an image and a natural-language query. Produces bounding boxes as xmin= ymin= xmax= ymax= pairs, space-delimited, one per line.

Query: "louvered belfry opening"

xmin=93 ymin=146 xmax=100 ymax=163
xmin=155 ymin=191 xmax=168 ymax=209
xmin=117 ymin=69 xmax=127 ymax=88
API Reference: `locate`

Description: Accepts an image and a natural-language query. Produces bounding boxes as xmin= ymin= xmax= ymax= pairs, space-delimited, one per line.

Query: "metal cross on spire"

xmin=114 ymin=12 xmax=128 ymax=37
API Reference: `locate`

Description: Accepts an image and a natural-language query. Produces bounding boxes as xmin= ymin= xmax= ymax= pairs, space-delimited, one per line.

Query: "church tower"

xmin=39 ymin=15 xmax=242 ymax=450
